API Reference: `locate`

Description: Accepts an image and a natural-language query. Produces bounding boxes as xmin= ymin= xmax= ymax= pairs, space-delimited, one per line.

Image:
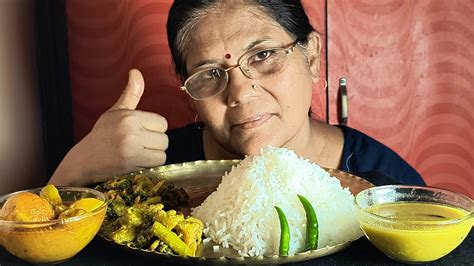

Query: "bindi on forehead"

xmin=224 ymin=53 xmax=232 ymax=59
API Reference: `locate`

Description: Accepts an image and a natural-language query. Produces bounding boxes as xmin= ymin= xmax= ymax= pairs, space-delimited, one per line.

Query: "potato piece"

xmin=0 ymin=192 xmax=54 ymax=222
xmin=69 ymin=198 xmax=104 ymax=212
xmin=40 ymin=184 xmax=62 ymax=206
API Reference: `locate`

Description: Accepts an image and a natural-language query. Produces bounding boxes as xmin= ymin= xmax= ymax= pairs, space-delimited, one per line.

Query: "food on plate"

xmin=297 ymin=194 xmax=319 ymax=251
xmin=0 ymin=185 xmax=107 ymax=264
xmin=96 ymin=174 xmax=204 ymax=256
xmin=152 ymin=222 xmax=194 ymax=256
xmin=274 ymin=206 xmax=290 ymax=256
xmin=192 ymin=146 xmax=363 ymax=256
xmin=275 ymin=195 xmax=319 ymax=256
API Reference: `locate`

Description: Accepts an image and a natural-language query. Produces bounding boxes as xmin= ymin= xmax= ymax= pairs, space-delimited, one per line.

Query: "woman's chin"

xmin=231 ymin=138 xmax=280 ymax=156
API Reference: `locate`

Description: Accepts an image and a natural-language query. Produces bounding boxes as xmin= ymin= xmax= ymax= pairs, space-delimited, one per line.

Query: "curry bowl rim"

xmin=354 ymin=185 xmax=474 ymax=226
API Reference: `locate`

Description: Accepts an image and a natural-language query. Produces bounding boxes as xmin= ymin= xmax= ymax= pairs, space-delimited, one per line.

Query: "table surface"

xmin=1 ymin=230 xmax=472 ymax=265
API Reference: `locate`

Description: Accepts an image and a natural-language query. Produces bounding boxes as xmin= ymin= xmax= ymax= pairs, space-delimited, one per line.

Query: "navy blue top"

xmin=166 ymin=124 xmax=425 ymax=186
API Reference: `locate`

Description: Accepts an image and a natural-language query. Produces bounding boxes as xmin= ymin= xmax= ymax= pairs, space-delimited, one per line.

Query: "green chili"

xmin=274 ymin=206 xmax=290 ymax=256
xmin=297 ymin=194 xmax=319 ymax=250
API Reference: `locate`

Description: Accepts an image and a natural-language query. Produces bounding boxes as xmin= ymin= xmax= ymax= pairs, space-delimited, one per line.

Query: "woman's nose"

xmin=225 ymin=68 xmax=260 ymax=107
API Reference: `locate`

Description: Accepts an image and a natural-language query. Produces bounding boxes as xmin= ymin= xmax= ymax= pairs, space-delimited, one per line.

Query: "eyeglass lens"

xmin=186 ymin=47 xmax=291 ymax=99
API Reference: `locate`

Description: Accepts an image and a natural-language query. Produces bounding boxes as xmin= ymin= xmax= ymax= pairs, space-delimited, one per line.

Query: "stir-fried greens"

xmin=95 ymin=174 xmax=203 ymax=256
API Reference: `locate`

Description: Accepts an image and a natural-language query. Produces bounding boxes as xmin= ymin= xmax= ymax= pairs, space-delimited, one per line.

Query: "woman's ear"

xmin=305 ymin=32 xmax=321 ymax=83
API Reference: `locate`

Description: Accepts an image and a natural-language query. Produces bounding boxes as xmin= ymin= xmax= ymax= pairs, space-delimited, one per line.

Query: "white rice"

xmin=192 ymin=146 xmax=363 ymax=256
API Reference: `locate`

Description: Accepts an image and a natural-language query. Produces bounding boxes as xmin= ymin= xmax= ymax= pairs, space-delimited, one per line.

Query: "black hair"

xmin=166 ymin=0 xmax=315 ymax=81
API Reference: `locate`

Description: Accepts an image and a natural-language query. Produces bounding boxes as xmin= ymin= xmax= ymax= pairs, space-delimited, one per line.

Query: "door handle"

xmin=338 ymin=77 xmax=348 ymax=125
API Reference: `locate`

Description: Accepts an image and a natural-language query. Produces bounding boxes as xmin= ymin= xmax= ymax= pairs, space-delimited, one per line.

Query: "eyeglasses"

xmin=180 ymin=40 xmax=299 ymax=100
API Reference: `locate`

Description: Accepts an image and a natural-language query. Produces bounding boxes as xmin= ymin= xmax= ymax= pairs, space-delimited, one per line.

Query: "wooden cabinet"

xmin=327 ymin=0 xmax=473 ymax=197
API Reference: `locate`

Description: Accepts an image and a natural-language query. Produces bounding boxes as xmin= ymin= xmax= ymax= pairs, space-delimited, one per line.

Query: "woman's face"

xmin=185 ymin=4 xmax=318 ymax=156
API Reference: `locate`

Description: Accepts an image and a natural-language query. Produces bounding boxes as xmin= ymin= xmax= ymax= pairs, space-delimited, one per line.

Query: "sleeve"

xmin=339 ymin=126 xmax=425 ymax=186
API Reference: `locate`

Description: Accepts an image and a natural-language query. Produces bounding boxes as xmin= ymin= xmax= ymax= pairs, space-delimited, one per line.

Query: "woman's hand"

xmin=49 ymin=69 xmax=169 ymax=186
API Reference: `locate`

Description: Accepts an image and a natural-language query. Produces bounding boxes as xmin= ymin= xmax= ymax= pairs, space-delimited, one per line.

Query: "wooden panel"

xmin=66 ymin=0 xmax=327 ymax=141
xmin=327 ymin=0 xmax=473 ymax=197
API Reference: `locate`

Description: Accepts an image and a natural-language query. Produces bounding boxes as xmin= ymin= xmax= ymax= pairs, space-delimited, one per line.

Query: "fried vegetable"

xmin=141 ymin=203 xmax=164 ymax=217
xmin=134 ymin=227 xmax=154 ymax=248
xmin=150 ymin=179 xmax=166 ymax=194
xmin=106 ymin=196 xmax=127 ymax=219
xmin=297 ymin=194 xmax=319 ymax=250
xmin=149 ymin=239 xmax=172 ymax=254
xmin=96 ymin=175 xmax=189 ymax=210
xmin=175 ymin=217 xmax=204 ymax=254
xmin=109 ymin=178 xmax=132 ymax=191
xmin=154 ymin=209 xmax=184 ymax=229
xmin=96 ymin=175 xmax=203 ymax=256
xmin=142 ymin=196 xmax=161 ymax=205
xmin=120 ymin=207 xmax=148 ymax=227
xmin=151 ymin=222 xmax=194 ymax=257
xmin=110 ymin=225 xmax=139 ymax=244
xmin=149 ymin=239 xmax=161 ymax=251
xmin=274 ymin=206 xmax=290 ymax=256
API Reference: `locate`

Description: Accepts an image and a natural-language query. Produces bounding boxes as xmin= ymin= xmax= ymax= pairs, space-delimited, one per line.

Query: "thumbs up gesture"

xmin=49 ymin=69 xmax=169 ymax=186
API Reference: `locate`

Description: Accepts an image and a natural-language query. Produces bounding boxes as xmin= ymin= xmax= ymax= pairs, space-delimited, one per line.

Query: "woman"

xmin=49 ymin=0 xmax=424 ymax=187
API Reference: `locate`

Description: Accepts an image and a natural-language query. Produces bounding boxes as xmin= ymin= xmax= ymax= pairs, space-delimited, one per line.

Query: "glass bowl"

xmin=355 ymin=185 xmax=473 ymax=263
xmin=0 ymin=187 xmax=108 ymax=264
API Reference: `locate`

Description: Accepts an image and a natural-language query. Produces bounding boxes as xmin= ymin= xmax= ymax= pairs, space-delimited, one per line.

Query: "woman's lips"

xmin=233 ymin=114 xmax=273 ymax=130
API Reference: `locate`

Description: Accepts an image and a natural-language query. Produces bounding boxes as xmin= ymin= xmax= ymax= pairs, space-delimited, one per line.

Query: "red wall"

xmin=66 ymin=0 xmax=327 ymax=141
xmin=66 ymin=0 xmax=473 ymax=197
xmin=67 ymin=0 xmax=191 ymax=140
xmin=327 ymin=0 xmax=473 ymax=197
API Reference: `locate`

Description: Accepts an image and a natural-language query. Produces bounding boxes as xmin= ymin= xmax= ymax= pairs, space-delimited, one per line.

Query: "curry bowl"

xmin=0 ymin=187 xmax=108 ymax=264
xmin=354 ymin=185 xmax=473 ymax=263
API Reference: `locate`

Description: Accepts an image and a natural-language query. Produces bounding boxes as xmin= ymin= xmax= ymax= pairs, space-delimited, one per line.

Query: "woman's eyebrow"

xmin=243 ymin=39 xmax=272 ymax=51
xmin=191 ymin=60 xmax=218 ymax=70
xmin=190 ymin=39 xmax=274 ymax=69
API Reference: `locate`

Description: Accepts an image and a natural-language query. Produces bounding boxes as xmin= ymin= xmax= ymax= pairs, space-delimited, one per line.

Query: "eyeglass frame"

xmin=180 ymin=40 xmax=300 ymax=100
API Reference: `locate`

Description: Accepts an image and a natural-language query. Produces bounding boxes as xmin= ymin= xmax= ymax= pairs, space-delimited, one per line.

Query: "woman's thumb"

xmin=110 ymin=69 xmax=145 ymax=111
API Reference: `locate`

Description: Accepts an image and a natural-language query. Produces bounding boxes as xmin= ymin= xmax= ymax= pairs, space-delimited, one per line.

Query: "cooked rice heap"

xmin=192 ymin=146 xmax=363 ymax=256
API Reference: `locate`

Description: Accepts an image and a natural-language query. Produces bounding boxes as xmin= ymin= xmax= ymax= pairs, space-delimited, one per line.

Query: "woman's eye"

xmin=203 ymin=68 xmax=222 ymax=79
xmin=253 ymin=50 xmax=275 ymax=62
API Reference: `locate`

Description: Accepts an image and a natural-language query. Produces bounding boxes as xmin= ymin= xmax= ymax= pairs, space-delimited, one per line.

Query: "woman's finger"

xmin=134 ymin=110 xmax=168 ymax=133
xmin=138 ymin=131 xmax=169 ymax=151
xmin=110 ymin=69 xmax=145 ymax=111
xmin=132 ymin=149 xmax=167 ymax=168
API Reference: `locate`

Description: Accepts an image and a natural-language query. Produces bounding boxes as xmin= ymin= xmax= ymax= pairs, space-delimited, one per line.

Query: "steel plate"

xmin=99 ymin=160 xmax=373 ymax=264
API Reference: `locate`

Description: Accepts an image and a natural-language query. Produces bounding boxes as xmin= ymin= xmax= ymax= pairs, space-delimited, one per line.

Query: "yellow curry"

xmin=0 ymin=185 xmax=106 ymax=264
xmin=360 ymin=202 xmax=472 ymax=263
